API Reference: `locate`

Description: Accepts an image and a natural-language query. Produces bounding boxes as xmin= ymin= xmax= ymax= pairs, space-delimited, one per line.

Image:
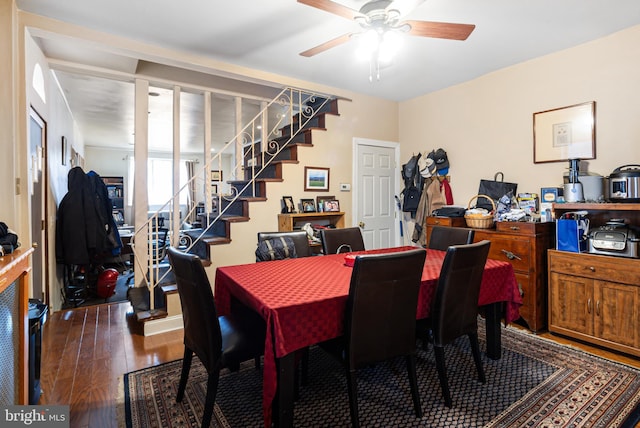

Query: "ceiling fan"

xmin=297 ymin=0 xmax=475 ymax=58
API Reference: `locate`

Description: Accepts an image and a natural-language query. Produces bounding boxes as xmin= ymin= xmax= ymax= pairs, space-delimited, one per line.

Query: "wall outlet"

xmin=340 ymin=183 xmax=351 ymax=191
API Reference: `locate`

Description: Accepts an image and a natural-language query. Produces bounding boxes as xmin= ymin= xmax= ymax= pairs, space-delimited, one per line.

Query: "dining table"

xmin=214 ymin=246 xmax=521 ymax=428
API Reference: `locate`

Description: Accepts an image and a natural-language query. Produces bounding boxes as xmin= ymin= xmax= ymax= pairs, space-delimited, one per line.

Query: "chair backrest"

xmin=428 ymin=225 xmax=475 ymax=251
xmin=431 ymin=240 xmax=491 ymax=346
xmin=151 ymin=227 xmax=170 ymax=263
xmin=257 ymin=231 xmax=311 ymax=258
xmin=345 ymin=248 xmax=427 ymax=367
xmin=320 ymin=227 xmax=365 ymax=254
xmin=167 ymin=246 xmax=221 ymax=372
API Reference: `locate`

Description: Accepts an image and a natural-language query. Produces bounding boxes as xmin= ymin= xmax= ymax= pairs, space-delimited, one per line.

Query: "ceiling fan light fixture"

xmin=357 ymin=29 xmax=380 ymax=59
xmin=379 ymin=29 xmax=402 ymax=60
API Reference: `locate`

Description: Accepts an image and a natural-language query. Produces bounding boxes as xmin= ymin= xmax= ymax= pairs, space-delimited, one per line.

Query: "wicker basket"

xmin=465 ymin=195 xmax=495 ymax=229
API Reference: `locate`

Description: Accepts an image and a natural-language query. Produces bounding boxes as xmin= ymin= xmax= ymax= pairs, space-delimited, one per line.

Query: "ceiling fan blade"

xmin=300 ymin=33 xmax=353 ymax=57
xmin=404 ymin=20 xmax=475 ymax=40
xmin=297 ymin=0 xmax=361 ymax=20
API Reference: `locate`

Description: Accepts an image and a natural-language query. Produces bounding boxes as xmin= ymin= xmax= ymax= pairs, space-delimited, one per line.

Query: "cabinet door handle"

xmin=501 ymin=249 xmax=522 ymax=260
xmin=509 ymin=226 xmax=520 ymax=230
xmin=588 ymin=266 xmax=596 ymax=272
xmin=587 ymin=298 xmax=592 ymax=314
xmin=596 ymin=300 xmax=600 ymax=316
xmin=434 ymin=220 xmax=441 ymax=225
xmin=517 ymin=282 xmax=524 ymax=297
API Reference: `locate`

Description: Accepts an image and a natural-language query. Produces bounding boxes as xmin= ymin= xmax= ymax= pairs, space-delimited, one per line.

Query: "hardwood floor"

xmin=39 ymin=301 xmax=640 ymax=427
xmin=39 ymin=301 xmax=184 ymax=428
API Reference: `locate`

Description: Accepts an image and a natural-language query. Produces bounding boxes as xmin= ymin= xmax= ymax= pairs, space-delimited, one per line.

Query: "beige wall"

xmin=0 ymin=0 xmax=18 ymax=226
xmin=399 ymin=25 xmax=640 ymax=207
xmin=208 ymin=94 xmax=399 ymax=270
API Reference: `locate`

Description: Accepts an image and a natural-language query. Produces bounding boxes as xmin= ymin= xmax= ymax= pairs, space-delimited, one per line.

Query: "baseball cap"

xmin=418 ymin=156 xmax=436 ymax=178
xmin=433 ymin=148 xmax=449 ymax=170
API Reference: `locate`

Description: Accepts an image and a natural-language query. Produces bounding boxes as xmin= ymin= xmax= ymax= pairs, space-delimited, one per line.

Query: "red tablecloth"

xmin=214 ymin=246 xmax=521 ymax=427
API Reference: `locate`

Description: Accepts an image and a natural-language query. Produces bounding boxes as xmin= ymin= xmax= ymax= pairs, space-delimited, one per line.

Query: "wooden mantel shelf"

xmin=0 ymin=246 xmax=34 ymax=405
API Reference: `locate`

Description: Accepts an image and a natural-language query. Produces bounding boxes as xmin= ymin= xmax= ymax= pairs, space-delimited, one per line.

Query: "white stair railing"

xmin=130 ymin=87 xmax=335 ymax=311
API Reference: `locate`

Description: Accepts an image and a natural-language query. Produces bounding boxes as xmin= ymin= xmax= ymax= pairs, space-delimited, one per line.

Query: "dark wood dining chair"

xmin=320 ymin=227 xmax=365 ymax=254
xmin=428 ymin=240 xmax=491 ymax=408
xmin=167 ymin=247 xmax=266 ymax=428
xmin=427 ymin=225 xmax=475 ymax=251
xmin=418 ymin=225 xmax=476 ymax=349
xmin=257 ymin=230 xmax=311 ymax=259
xmin=319 ymin=248 xmax=427 ymax=427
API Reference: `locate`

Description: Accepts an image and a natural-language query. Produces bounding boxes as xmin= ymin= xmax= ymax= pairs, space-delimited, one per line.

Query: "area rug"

xmin=123 ymin=325 xmax=640 ymax=427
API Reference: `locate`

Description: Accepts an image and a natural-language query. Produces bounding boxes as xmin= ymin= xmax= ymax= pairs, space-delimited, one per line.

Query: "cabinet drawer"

xmin=495 ymin=222 xmax=538 ymax=235
xmin=426 ymin=216 xmax=466 ymax=227
xmin=475 ymin=233 xmax=532 ymax=272
xmin=549 ymin=250 xmax=640 ymax=283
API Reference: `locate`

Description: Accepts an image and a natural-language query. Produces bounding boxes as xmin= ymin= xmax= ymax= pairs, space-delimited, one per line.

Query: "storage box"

xmin=517 ymin=193 xmax=539 ymax=213
xmin=541 ymin=187 xmax=563 ymax=203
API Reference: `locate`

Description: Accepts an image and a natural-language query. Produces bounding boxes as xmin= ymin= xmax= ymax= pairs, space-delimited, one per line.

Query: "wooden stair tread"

xmin=159 ymin=284 xmax=177 ymax=294
xmin=203 ymin=236 xmax=231 ymax=245
xmin=136 ymin=309 xmax=168 ymax=322
xmin=223 ymin=215 xmax=250 ymax=223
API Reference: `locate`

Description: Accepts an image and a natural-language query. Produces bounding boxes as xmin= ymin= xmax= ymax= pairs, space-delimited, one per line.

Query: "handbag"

xmin=556 ymin=212 xmax=589 ymax=253
xmin=476 ymin=172 xmax=518 ymax=212
xmin=432 ymin=206 xmax=466 ymax=217
xmin=255 ymin=236 xmax=298 ymax=261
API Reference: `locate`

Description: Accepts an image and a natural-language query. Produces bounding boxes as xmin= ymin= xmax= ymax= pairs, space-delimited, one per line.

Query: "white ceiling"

xmin=17 ymin=0 xmax=640 ymax=152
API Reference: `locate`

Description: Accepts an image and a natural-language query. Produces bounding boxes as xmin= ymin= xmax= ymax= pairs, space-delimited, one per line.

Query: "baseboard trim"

xmin=142 ymin=314 xmax=184 ymax=336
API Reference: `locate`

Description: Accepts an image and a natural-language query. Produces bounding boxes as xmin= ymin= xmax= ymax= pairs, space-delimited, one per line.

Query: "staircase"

xmin=129 ymin=87 xmax=340 ymax=334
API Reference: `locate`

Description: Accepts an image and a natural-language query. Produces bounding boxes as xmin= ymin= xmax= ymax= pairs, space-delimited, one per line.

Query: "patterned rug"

xmin=123 ymin=325 xmax=640 ymax=427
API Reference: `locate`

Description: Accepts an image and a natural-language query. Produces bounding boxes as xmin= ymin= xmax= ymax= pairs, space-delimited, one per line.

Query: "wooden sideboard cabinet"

xmin=548 ymin=250 xmax=640 ymax=357
xmin=278 ymin=212 xmax=345 ymax=254
xmin=278 ymin=212 xmax=345 ymax=231
xmin=548 ymin=202 xmax=640 ymax=357
xmin=426 ymin=217 xmax=555 ymax=332
xmin=0 ymin=247 xmax=34 ymax=404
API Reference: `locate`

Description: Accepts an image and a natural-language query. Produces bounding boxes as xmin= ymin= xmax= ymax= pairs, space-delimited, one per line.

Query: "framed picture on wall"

xmin=61 ymin=136 xmax=67 ymax=165
xmin=211 ymin=170 xmax=223 ymax=182
xmin=533 ymin=101 xmax=596 ymax=163
xmin=304 ymin=166 xmax=330 ymax=191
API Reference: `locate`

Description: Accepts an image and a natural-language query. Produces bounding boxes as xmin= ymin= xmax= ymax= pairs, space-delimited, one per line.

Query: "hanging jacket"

xmin=56 ymin=167 xmax=121 ymax=265
xmin=412 ymin=177 xmax=446 ymax=246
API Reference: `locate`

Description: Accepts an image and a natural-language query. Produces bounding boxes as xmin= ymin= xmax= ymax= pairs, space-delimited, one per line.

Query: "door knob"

xmin=358 ymin=221 xmax=365 ymax=228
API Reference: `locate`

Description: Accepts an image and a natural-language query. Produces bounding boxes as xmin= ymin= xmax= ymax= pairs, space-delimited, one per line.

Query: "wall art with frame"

xmin=533 ymin=101 xmax=596 ymax=163
xmin=304 ymin=166 xmax=330 ymax=191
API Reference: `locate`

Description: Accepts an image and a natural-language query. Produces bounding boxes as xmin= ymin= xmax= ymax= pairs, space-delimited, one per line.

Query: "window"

xmin=127 ymin=157 xmax=189 ymax=206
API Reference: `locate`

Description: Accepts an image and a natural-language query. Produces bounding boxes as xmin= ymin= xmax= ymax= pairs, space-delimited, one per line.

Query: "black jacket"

xmin=56 ymin=167 xmax=121 ymax=265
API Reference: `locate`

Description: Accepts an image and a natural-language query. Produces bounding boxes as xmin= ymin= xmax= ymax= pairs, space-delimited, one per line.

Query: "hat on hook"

xmin=433 ymin=148 xmax=449 ymax=170
xmin=418 ymin=156 xmax=437 ymax=178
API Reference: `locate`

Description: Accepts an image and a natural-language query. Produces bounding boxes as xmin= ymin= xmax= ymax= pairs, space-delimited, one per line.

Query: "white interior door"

xmin=353 ymin=139 xmax=399 ymax=249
